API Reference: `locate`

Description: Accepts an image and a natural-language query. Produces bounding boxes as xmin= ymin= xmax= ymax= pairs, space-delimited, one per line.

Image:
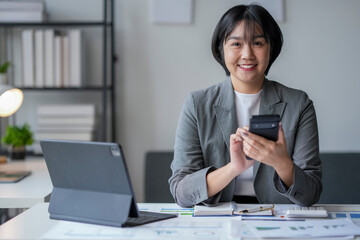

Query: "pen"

xmin=238 ymin=204 xmax=274 ymax=214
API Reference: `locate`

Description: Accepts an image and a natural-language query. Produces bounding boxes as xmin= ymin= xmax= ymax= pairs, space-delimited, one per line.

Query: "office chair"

xmin=318 ymin=152 xmax=360 ymax=204
xmin=144 ymin=151 xmax=175 ymax=203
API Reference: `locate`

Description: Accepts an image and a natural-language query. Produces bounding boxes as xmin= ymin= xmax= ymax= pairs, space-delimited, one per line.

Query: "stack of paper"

xmin=0 ymin=1 xmax=46 ymax=22
xmin=33 ymin=104 xmax=96 ymax=153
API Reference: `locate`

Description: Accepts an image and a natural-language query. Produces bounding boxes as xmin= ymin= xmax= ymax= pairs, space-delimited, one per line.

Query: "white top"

xmin=234 ymin=90 xmax=261 ymax=196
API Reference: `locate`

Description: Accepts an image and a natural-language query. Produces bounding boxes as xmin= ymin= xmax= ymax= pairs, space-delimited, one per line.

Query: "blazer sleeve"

xmin=273 ymin=92 xmax=322 ymax=206
xmin=168 ymin=93 xmax=219 ymax=207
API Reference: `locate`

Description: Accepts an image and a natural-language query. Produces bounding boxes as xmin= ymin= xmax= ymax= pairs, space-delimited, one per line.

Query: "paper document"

xmin=41 ymin=218 xmax=228 ymax=239
xmin=245 ymin=218 xmax=360 ymax=238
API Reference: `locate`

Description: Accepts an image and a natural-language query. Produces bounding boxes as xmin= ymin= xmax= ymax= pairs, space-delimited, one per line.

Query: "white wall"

xmin=6 ymin=0 xmax=360 ymax=202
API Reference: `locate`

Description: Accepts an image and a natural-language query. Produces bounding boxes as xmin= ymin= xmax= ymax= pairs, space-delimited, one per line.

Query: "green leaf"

xmin=1 ymin=123 xmax=34 ymax=147
xmin=0 ymin=61 xmax=11 ymax=73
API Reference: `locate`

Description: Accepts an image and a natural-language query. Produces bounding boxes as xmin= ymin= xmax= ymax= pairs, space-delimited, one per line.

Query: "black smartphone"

xmin=246 ymin=114 xmax=280 ymax=160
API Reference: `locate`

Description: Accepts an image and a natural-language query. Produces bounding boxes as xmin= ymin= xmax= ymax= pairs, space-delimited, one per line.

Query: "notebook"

xmin=40 ymin=139 xmax=177 ymax=227
xmin=194 ymin=202 xmax=274 ymax=216
xmin=0 ymin=171 xmax=31 ymax=183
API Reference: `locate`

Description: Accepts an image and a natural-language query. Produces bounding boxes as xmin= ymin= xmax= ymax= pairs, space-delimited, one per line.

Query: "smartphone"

xmin=246 ymin=114 xmax=280 ymax=160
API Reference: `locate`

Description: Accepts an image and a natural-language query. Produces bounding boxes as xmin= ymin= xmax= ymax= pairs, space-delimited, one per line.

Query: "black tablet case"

xmin=41 ymin=140 xmax=140 ymax=227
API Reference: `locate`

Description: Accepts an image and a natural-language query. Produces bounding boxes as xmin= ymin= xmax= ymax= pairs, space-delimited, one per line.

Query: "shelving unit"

xmin=0 ymin=0 xmax=116 ymax=144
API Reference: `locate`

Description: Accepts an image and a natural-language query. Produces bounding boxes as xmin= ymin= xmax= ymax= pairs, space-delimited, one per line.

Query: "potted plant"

xmin=1 ymin=124 xmax=34 ymax=160
xmin=0 ymin=61 xmax=10 ymax=84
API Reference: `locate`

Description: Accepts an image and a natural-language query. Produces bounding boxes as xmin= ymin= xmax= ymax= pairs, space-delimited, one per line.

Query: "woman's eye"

xmin=231 ymin=42 xmax=241 ymax=47
xmin=253 ymin=41 xmax=265 ymax=46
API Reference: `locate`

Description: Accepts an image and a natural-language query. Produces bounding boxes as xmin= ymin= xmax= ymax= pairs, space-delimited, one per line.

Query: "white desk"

xmin=0 ymin=203 xmax=360 ymax=240
xmin=0 ymin=158 xmax=52 ymax=208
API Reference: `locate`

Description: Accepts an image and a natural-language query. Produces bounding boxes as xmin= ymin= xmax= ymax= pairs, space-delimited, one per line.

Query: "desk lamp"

xmin=0 ymin=61 xmax=23 ymax=116
xmin=0 ymin=79 xmax=24 ymax=161
xmin=0 ymin=84 xmax=23 ymax=117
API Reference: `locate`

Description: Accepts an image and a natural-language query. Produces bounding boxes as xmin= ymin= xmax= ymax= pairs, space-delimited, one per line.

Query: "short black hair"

xmin=211 ymin=4 xmax=283 ymax=76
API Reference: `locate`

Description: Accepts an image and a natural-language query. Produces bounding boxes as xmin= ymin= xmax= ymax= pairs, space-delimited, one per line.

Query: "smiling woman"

xmin=222 ymin=21 xmax=270 ymax=93
xmin=169 ymin=4 xmax=322 ymax=208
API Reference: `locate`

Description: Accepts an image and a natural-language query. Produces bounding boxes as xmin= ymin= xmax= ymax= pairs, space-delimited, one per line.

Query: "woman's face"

xmin=223 ymin=21 xmax=270 ymax=92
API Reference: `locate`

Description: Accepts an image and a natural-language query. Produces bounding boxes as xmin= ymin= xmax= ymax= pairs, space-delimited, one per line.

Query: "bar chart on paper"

xmin=41 ymin=219 xmax=228 ymax=240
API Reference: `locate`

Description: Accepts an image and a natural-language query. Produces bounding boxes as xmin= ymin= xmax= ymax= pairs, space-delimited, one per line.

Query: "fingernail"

xmin=241 ymin=132 xmax=248 ymax=137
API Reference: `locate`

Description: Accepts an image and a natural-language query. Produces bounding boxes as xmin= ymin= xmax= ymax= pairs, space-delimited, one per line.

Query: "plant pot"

xmin=0 ymin=73 xmax=7 ymax=84
xmin=10 ymin=146 xmax=26 ymax=160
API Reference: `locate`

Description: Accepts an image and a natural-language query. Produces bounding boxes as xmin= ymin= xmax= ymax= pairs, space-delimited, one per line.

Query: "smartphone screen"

xmin=246 ymin=114 xmax=280 ymax=160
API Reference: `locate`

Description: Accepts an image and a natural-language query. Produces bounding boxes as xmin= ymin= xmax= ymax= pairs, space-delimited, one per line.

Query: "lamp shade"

xmin=0 ymin=84 xmax=23 ymax=117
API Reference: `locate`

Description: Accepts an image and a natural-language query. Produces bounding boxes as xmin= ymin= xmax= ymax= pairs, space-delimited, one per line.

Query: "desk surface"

xmin=0 ymin=203 xmax=360 ymax=240
xmin=0 ymin=157 xmax=52 ymax=208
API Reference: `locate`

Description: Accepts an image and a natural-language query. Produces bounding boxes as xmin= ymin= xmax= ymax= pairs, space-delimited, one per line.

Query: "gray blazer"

xmin=169 ymin=78 xmax=322 ymax=207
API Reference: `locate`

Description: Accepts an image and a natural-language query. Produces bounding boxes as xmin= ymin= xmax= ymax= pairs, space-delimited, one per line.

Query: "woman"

xmin=169 ymin=4 xmax=322 ymax=208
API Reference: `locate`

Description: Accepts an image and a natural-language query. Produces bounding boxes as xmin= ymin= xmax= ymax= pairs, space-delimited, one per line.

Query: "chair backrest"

xmin=144 ymin=152 xmax=360 ymax=203
xmin=318 ymin=152 xmax=360 ymax=204
xmin=144 ymin=151 xmax=174 ymax=203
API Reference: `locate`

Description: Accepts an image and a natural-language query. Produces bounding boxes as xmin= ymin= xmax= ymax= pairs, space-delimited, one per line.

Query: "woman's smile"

xmin=238 ymin=64 xmax=257 ymax=71
xmin=223 ymin=21 xmax=270 ymax=93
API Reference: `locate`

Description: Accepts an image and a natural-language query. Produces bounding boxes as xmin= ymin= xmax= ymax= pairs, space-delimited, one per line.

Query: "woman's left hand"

xmin=240 ymin=122 xmax=294 ymax=187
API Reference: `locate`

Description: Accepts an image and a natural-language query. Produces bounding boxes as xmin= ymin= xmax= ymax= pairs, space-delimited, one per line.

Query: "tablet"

xmin=41 ymin=139 xmax=177 ymax=227
xmin=0 ymin=171 xmax=31 ymax=183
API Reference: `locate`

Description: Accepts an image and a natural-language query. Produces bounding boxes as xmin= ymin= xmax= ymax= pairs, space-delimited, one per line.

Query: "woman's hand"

xmin=240 ymin=123 xmax=294 ymax=187
xmin=206 ymin=128 xmax=255 ymax=198
xmin=229 ymin=128 xmax=255 ymax=175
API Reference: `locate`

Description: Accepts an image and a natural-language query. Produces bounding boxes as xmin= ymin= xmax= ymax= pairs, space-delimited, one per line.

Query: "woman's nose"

xmin=241 ymin=44 xmax=254 ymax=59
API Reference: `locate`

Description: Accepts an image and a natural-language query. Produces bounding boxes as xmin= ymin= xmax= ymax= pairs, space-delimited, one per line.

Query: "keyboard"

xmin=124 ymin=211 xmax=177 ymax=227
xmin=286 ymin=206 xmax=328 ymax=218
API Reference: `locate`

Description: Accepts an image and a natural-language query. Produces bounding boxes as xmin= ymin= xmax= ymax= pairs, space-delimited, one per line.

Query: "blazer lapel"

xmin=214 ymin=78 xmax=237 ymax=150
xmin=254 ymin=79 xmax=287 ymax=176
xmin=259 ymin=79 xmax=287 ymax=117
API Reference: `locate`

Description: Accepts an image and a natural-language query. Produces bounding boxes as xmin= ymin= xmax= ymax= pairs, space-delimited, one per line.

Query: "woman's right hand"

xmin=206 ymin=128 xmax=255 ymax=198
xmin=229 ymin=128 xmax=254 ymax=174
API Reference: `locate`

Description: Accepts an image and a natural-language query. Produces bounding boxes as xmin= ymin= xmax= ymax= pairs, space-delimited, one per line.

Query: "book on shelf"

xmin=54 ymin=33 xmax=63 ymax=88
xmin=37 ymin=104 xmax=95 ymax=117
xmin=37 ymin=126 xmax=94 ymax=132
xmin=34 ymin=125 xmax=95 ymax=146
xmin=21 ymin=29 xmax=35 ymax=87
xmin=35 ymin=29 xmax=45 ymax=88
xmin=68 ymin=29 xmax=82 ymax=87
xmin=0 ymin=10 xmax=45 ymax=22
xmin=44 ymin=29 xmax=54 ymax=87
xmin=0 ymin=0 xmax=46 ymax=22
xmin=62 ymin=35 xmax=70 ymax=87
xmin=35 ymin=104 xmax=97 ymax=153
xmin=37 ymin=116 xmax=95 ymax=126
xmin=18 ymin=28 xmax=83 ymax=89
xmin=193 ymin=202 xmax=274 ymax=216
xmin=0 ymin=1 xmax=44 ymax=11
xmin=11 ymin=29 xmax=23 ymax=87
xmin=34 ymin=132 xmax=93 ymax=142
